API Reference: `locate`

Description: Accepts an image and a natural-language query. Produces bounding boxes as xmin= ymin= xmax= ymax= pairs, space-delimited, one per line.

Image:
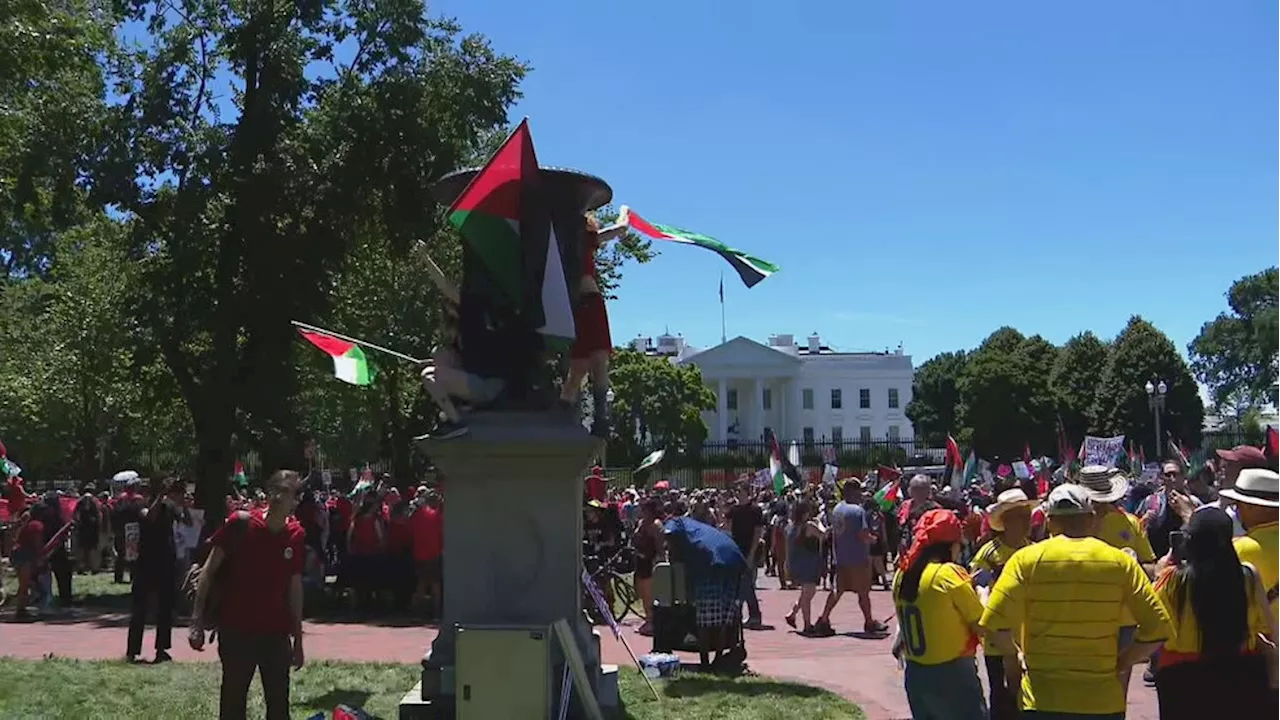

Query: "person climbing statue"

xmin=560 ymin=214 xmax=625 ymax=437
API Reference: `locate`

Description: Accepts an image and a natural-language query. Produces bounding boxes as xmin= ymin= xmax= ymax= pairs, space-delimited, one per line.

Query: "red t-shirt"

xmin=209 ymin=513 xmax=305 ymax=636
xmin=585 ymin=476 xmax=606 ymax=503
xmin=387 ymin=514 xmax=412 ymax=553
xmin=5 ymin=477 xmax=29 ymax=515
xmin=328 ymin=497 xmax=352 ymax=534
xmin=411 ymin=506 xmax=443 ymax=562
xmin=15 ymin=519 xmax=44 ymax=554
xmin=349 ymin=514 xmax=383 ymax=555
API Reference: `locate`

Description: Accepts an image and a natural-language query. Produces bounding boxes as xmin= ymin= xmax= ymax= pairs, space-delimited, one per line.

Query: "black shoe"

xmin=153 ymin=650 xmax=172 ymax=664
xmin=1143 ymin=665 xmax=1156 ymax=685
xmin=419 ymin=421 xmax=468 ymax=440
xmin=810 ymin=620 xmax=835 ymax=637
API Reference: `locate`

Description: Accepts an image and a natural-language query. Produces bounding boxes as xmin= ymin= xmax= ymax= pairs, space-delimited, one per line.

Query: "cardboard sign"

xmin=124 ymin=521 xmax=141 ymax=562
xmin=1083 ymin=435 xmax=1126 ymax=467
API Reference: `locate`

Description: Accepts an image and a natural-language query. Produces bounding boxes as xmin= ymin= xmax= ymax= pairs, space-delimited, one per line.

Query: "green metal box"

xmin=455 ymin=625 xmax=552 ymax=720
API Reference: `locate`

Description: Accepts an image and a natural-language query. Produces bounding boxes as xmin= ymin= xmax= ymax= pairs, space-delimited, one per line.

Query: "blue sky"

xmin=432 ymin=0 xmax=1277 ymax=363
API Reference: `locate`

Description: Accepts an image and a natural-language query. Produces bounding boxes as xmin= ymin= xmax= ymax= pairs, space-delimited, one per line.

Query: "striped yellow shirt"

xmin=979 ymin=536 xmax=1171 ymax=715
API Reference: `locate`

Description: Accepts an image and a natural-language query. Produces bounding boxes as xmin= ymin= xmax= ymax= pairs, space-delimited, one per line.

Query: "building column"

xmin=717 ymin=377 xmax=728 ymax=442
xmin=750 ymin=377 xmax=760 ymax=442
xmin=777 ymin=378 xmax=788 ymax=443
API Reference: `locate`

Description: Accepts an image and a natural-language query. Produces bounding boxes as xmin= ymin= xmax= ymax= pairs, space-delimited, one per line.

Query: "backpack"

xmin=182 ymin=511 xmax=252 ymax=638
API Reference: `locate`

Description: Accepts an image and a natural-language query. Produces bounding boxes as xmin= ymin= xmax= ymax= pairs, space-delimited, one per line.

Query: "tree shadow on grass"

xmin=660 ymin=673 xmax=829 ymax=700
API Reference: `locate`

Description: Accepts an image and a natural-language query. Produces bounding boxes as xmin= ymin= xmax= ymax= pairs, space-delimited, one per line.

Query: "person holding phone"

xmin=1152 ymin=507 xmax=1277 ymax=718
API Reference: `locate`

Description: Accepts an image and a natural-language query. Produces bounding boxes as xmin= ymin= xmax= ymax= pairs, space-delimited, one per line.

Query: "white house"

xmin=629 ymin=332 xmax=916 ymax=445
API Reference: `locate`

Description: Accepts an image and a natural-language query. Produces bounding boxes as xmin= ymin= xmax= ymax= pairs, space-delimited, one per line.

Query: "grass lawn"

xmin=1 ymin=571 xmax=132 ymax=609
xmin=0 ymin=657 xmax=863 ymax=719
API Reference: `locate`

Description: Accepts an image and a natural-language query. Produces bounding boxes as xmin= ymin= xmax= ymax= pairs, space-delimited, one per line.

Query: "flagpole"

xmin=291 ymin=320 xmax=427 ymax=364
xmin=719 ymin=272 xmax=726 ymax=343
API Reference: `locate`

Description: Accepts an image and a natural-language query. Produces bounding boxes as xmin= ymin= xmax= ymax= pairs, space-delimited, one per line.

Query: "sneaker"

xmin=153 ymin=650 xmax=172 ymax=664
xmin=743 ymin=616 xmax=766 ymax=630
xmin=864 ymin=620 xmax=889 ymax=634
xmin=810 ymin=620 xmax=835 ymax=637
xmin=1142 ymin=665 xmax=1156 ymax=685
xmin=430 ymin=421 xmax=469 ymax=440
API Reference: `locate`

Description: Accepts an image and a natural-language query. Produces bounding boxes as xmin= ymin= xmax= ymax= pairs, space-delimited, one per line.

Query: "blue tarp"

xmin=662 ymin=516 xmax=747 ymax=575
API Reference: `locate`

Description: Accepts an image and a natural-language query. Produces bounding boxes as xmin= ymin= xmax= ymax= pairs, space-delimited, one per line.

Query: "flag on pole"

xmin=233 ymin=461 xmax=247 ymax=488
xmin=719 ymin=274 xmax=724 ymax=303
xmin=298 ymin=328 xmax=375 ymax=386
xmin=582 ymin=568 xmax=621 ymax=639
xmin=874 ymin=480 xmax=900 ymax=510
xmin=445 ymin=118 xmax=573 ymax=346
xmin=446 ymin=119 xmax=534 ymax=308
xmin=769 ymin=436 xmax=790 ymax=494
xmin=962 ymin=450 xmax=979 ymax=486
xmin=618 ymin=206 xmax=779 ymax=288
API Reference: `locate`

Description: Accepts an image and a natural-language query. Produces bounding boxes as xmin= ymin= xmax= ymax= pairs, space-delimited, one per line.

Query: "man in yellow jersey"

xmin=971 ymin=487 xmax=1036 ymax=720
xmin=980 ymin=484 xmax=1171 ymax=719
xmin=1223 ymin=469 xmax=1279 ymax=624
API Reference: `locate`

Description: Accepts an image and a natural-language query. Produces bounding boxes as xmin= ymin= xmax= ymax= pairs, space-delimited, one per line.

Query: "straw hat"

xmin=1073 ymin=465 xmax=1130 ymax=504
xmin=1219 ymin=469 xmax=1279 ymax=508
xmin=987 ymin=488 xmax=1037 ymax=531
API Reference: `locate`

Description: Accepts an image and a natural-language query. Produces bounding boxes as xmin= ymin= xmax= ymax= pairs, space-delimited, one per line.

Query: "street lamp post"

xmin=1145 ymin=380 xmax=1167 ymax=460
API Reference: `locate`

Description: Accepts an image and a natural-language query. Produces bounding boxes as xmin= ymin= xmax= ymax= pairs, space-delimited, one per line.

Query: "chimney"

xmin=807 ymin=333 xmax=821 ymax=353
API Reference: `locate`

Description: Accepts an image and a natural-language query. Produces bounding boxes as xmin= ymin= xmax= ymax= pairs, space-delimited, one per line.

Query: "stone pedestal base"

xmin=404 ymin=411 xmax=615 ymax=719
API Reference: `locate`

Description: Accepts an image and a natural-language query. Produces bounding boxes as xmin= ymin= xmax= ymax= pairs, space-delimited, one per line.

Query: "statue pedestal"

xmin=402 ymin=411 xmax=616 ymax=719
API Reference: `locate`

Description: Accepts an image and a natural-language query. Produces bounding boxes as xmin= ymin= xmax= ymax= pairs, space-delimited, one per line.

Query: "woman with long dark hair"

xmin=1153 ymin=507 xmax=1277 ymax=718
xmin=891 ymin=508 xmax=987 ymax=720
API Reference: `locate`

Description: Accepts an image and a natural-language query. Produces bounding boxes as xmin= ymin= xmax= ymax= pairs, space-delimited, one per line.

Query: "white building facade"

xmin=630 ymin=332 xmax=916 ymax=445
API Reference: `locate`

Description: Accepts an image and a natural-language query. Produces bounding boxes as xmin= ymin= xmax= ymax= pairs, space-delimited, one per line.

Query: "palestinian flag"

xmin=446 ymin=119 xmax=573 ymax=346
xmin=873 ymin=480 xmax=899 ymax=510
xmin=298 ymin=328 xmax=374 ymax=386
xmin=233 ymin=461 xmax=247 ymax=488
xmin=618 ymin=206 xmax=779 ymax=288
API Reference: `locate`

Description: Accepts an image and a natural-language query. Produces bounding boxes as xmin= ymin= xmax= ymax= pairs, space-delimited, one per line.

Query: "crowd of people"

xmin=589 ymin=443 xmax=1278 ymax=719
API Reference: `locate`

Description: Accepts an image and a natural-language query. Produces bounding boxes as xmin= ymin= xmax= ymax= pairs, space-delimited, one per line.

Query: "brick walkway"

xmin=0 ymin=575 xmax=1159 ymax=720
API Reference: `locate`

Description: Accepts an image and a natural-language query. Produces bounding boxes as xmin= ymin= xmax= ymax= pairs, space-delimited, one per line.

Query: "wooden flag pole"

xmin=291 ymin=320 xmax=427 ymax=365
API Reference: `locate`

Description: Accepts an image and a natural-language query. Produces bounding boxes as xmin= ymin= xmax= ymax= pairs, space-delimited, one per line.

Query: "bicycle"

xmin=583 ymin=544 xmax=639 ymax=625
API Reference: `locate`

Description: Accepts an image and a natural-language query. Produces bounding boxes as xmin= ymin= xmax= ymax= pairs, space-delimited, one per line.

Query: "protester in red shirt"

xmin=10 ymin=509 xmax=44 ymax=619
xmin=411 ymin=489 xmax=444 ymax=618
xmin=386 ymin=495 xmax=414 ymax=610
xmin=5 ymin=475 xmax=34 ymax=517
xmin=190 ymin=470 xmax=305 ymax=720
xmin=584 ymin=466 xmax=607 ymax=503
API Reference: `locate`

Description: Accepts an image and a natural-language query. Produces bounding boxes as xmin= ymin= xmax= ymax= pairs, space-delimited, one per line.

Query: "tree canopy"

xmin=908 ymin=318 xmax=1204 ymax=460
xmin=605 ymin=349 xmax=716 ymax=466
xmin=0 ymin=0 xmax=653 ymax=495
xmin=1188 ymin=267 xmax=1279 ymax=413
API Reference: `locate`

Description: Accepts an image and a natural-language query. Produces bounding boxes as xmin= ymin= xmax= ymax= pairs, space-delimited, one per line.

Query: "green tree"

xmin=1092 ymin=316 xmax=1204 ymax=457
xmin=905 ymin=350 xmax=968 ymax=447
xmin=957 ymin=328 xmax=1057 ymax=459
xmin=92 ymin=2 xmax=526 ymax=503
xmin=606 ymin=349 xmax=715 ymax=466
xmin=1050 ymin=331 xmax=1110 ymax=446
xmin=1188 ymin=267 xmax=1279 ymax=413
xmin=0 ymin=0 xmax=115 ymax=276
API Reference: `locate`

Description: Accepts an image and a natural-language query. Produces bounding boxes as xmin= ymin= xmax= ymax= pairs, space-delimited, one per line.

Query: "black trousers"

xmin=217 ymin=628 xmax=292 ymax=720
xmin=49 ymin=552 xmax=73 ymax=606
xmin=983 ymin=654 xmax=1020 ymax=720
xmin=127 ymin=568 xmax=176 ymax=656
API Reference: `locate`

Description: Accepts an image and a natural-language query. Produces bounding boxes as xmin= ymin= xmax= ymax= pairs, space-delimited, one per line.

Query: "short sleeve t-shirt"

xmin=831 ymin=501 xmax=870 ymax=566
xmin=891 ymin=562 xmax=983 ymax=665
xmin=1233 ymin=521 xmax=1279 ymax=626
xmin=411 ymin=505 xmax=443 ymax=562
xmin=969 ymin=537 xmax=1020 ymax=654
xmin=1155 ymin=565 xmax=1270 ymax=657
xmin=980 ymin=536 xmax=1171 ymax=715
xmin=210 ymin=513 xmax=305 ymax=636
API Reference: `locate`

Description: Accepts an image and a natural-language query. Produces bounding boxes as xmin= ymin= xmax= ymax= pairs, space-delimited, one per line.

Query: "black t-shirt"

xmin=137 ymin=500 xmax=178 ymax=572
xmin=727 ymin=502 xmax=764 ymax=555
